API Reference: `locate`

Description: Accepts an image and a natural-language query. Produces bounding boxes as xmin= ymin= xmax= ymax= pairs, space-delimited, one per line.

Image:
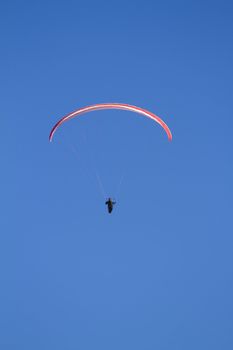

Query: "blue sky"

xmin=1 ymin=0 xmax=233 ymax=349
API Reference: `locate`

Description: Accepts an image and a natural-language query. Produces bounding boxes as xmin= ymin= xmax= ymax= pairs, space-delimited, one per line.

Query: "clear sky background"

xmin=1 ymin=0 xmax=233 ymax=349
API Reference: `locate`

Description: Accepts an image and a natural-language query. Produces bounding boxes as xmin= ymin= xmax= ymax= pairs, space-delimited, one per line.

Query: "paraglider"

xmin=105 ymin=198 xmax=116 ymax=214
xmin=49 ymin=103 xmax=172 ymax=213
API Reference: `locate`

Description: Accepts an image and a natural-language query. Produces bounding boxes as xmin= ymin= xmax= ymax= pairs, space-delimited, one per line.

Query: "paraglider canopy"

xmin=49 ymin=103 xmax=172 ymax=142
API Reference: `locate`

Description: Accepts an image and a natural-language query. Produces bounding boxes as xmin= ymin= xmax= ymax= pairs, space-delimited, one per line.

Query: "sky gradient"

xmin=1 ymin=0 xmax=233 ymax=349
